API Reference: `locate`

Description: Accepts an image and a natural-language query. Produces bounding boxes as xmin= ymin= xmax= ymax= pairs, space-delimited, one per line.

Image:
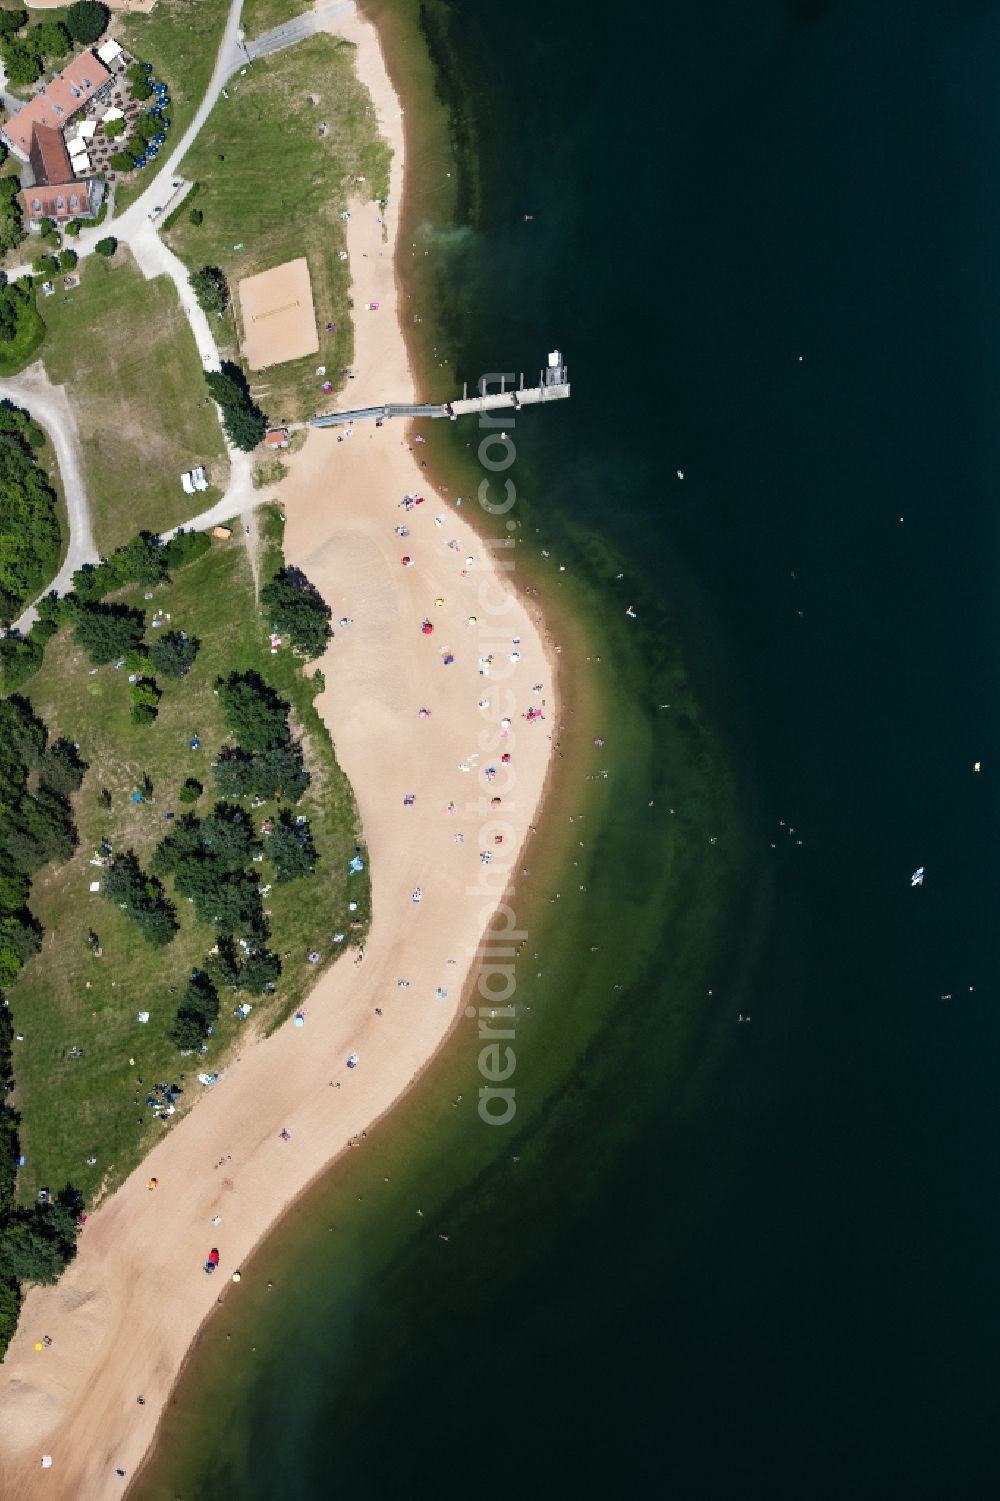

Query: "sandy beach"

xmin=0 ymin=7 xmax=555 ymax=1498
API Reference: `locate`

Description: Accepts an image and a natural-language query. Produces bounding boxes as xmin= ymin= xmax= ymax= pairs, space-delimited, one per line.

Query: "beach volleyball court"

xmin=238 ymin=257 xmax=319 ymax=369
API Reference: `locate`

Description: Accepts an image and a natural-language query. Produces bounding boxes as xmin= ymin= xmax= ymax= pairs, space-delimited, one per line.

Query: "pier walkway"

xmin=308 ymin=351 xmax=570 ymax=430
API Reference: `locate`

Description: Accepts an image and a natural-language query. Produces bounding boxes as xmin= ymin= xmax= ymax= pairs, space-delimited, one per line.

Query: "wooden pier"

xmin=309 ymin=350 xmax=570 ymax=430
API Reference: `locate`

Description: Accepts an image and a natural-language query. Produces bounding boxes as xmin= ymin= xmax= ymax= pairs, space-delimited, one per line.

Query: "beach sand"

xmin=0 ymin=6 xmax=556 ymax=1497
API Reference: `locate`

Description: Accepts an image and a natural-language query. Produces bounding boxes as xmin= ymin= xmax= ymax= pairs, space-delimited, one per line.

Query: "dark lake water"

xmin=136 ymin=3 xmax=1000 ymax=1496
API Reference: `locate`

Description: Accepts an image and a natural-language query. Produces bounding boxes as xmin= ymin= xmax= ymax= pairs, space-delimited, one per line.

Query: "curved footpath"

xmin=0 ymin=366 xmax=95 ymax=604
xmin=0 ymin=6 xmax=559 ymax=1497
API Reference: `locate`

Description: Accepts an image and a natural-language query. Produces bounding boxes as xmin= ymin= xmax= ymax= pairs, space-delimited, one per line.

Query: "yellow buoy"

xmin=232 ymin=1271 xmax=242 ymax=1283
xmin=435 ymin=597 xmax=445 ymax=607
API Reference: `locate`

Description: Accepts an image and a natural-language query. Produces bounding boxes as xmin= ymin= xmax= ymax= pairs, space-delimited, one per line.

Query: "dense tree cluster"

xmin=0 ymin=402 xmax=60 ymax=625
xmin=72 ymin=529 xmax=198 ymax=602
xmin=260 ymin=567 xmax=332 ymax=659
xmin=102 ymin=850 xmax=178 ymax=946
xmin=2 ymin=529 xmax=210 ymax=693
xmin=153 ymin=804 xmax=264 ymax=937
xmin=212 ymin=670 xmax=310 ymax=803
xmin=0 ymin=17 xmax=69 ymax=88
xmin=213 ymin=741 xmax=310 ymax=803
xmin=152 ymin=677 xmax=322 ymax=1049
xmin=205 ymin=362 xmax=267 ymax=453
xmin=0 ymin=277 xmax=43 ymax=375
xmin=0 ymin=698 xmax=83 ymax=1349
xmin=0 ymin=701 xmax=78 ymax=971
xmin=0 ymin=1188 xmax=83 ymax=1287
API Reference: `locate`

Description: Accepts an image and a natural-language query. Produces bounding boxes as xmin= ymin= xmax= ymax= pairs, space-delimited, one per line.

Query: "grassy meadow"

xmin=165 ymin=32 xmax=391 ymax=421
xmin=40 ymin=249 xmax=227 ymax=551
xmin=242 ymin=0 xmax=312 ymax=37
xmin=9 ymin=511 xmax=369 ymax=1206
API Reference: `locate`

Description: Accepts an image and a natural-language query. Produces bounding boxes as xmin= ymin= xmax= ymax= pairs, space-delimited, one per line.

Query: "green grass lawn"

xmin=115 ymin=0 xmax=232 ymax=214
xmin=166 ymin=32 xmax=391 ymax=422
xmin=242 ymin=0 xmax=312 ymax=37
xmin=10 ymin=509 xmax=368 ymax=1206
xmin=40 ymin=249 xmax=228 ymax=551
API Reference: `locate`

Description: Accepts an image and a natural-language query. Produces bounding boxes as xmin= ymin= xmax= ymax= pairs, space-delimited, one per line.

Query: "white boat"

xmin=911 ymin=867 xmax=925 ymax=887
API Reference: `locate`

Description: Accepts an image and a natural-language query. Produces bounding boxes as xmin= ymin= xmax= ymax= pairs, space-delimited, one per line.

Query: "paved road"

xmin=0 ymin=368 xmax=98 ymax=632
xmin=245 ymin=0 xmax=353 ymax=60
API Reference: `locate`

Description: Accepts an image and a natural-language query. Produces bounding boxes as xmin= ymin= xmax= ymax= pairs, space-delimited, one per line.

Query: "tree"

xmin=168 ymin=973 xmax=219 ymax=1049
xmin=94 ymin=235 xmax=117 ymax=257
xmin=151 ymin=813 xmax=203 ymax=876
xmin=0 ymin=870 xmax=30 ymax=912
xmin=0 ymin=786 xmax=76 ymax=873
xmin=58 ymin=248 xmax=78 ymax=273
xmin=71 ymin=601 xmax=145 ymax=664
xmin=29 ymin=21 xmax=70 ymax=58
xmin=204 ymin=363 xmax=268 ymax=453
xmin=125 ymin=61 xmax=151 ymax=101
xmin=66 ymin=1 xmax=109 ymax=45
xmin=102 ymin=116 xmax=124 ymax=141
xmin=120 ymin=531 xmax=169 ymax=587
xmin=2 ymin=38 xmax=42 ymax=89
xmin=134 ymin=111 xmax=159 ymax=145
xmin=32 ymin=254 xmax=59 ymax=277
xmin=37 ymin=738 xmax=87 ymax=798
xmin=200 ymin=803 xmax=259 ymax=869
xmin=190 ymin=265 xmax=228 ymax=318
xmin=268 ymin=811 xmax=317 ymax=882
xmin=0 ymin=1191 xmax=82 ymax=1286
xmin=213 ymin=741 xmax=309 ymax=803
xmin=238 ymin=948 xmax=281 ymax=995
xmin=222 ymin=402 xmax=267 ymax=453
xmin=215 ymin=670 xmax=289 ymax=752
xmin=0 ymin=1219 xmax=66 ymax=1285
xmin=129 ymin=678 xmax=161 ymax=725
xmin=103 ymin=850 xmax=177 ymax=945
xmin=261 ymin=568 xmax=332 ymax=659
xmin=149 ymin=630 xmax=198 ymax=679
xmin=204 ymin=369 xmax=245 ymax=409
xmin=0 ymin=177 xmax=23 ymax=255
xmin=109 ymin=150 xmax=136 ymax=173
xmin=0 ymin=11 xmax=27 ymax=37
xmin=134 ymin=902 xmax=178 ymax=945
xmin=189 ymin=208 xmax=203 ymax=227
xmin=179 ymin=777 xmax=203 ymax=804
